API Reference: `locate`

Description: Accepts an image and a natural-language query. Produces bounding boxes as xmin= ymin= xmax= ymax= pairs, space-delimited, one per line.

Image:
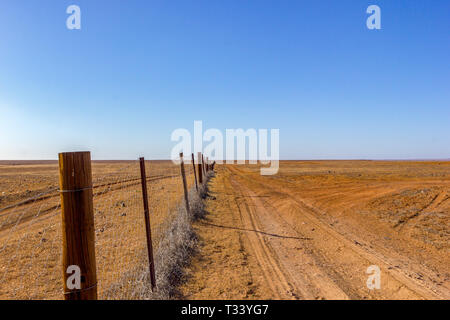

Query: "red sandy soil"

xmin=180 ymin=161 xmax=449 ymax=300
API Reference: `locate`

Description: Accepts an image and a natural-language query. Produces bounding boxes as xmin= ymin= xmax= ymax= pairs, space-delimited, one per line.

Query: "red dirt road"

xmin=181 ymin=161 xmax=449 ymax=300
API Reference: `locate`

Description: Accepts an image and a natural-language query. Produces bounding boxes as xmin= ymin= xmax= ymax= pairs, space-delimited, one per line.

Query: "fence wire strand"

xmin=0 ymin=159 xmax=203 ymax=300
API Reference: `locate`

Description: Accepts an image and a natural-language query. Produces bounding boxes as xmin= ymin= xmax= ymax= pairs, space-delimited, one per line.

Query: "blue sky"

xmin=0 ymin=0 xmax=449 ymax=160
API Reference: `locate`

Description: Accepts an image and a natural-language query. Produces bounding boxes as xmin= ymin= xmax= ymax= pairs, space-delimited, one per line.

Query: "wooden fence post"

xmin=197 ymin=152 xmax=203 ymax=184
xmin=179 ymin=153 xmax=191 ymax=215
xmin=202 ymin=154 xmax=206 ymax=176
xmin=139 ymin=157 xmax=156 ymax=291
xmin=59 ymin=151 xmax=97 ymax=300
xmin=191 ymin=153 xmax=198 ymax=192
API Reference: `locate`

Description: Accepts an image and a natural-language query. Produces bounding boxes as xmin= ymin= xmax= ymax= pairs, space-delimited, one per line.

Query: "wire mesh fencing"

xmin=0 ymin=156 xmax=208 ymax=300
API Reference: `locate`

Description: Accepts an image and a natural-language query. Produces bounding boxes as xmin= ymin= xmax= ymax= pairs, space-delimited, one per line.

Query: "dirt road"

xmin=181 ymin=162 xmax=449 ymax=300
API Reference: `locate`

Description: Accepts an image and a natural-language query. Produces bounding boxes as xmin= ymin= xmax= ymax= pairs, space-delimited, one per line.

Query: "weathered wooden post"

xmin=139 ymin=157 xmax=156 ymax=291
xmin=59 ymin=151 xmax=97 ymax=300
xmin=191 ymin=153 xmax=198 ymax=192
xmin=197 ymin=152 xmax=203 ymax=184
xmin=202 ymin=154 xmax=206 ymax=176
xmin=179 ymin=153 xmax=191 ymax=215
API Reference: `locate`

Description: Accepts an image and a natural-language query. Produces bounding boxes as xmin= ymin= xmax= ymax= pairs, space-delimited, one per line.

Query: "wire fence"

xmin=0 ymin=155 xmax=205 ymax=300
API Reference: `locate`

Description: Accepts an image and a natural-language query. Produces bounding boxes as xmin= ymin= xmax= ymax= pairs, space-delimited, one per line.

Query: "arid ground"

xmin=180 ymin=161 xmax=449 ymax=300
xmin=0 ymin=160 xmax=196 ymax=299
xmin=0 ymin=160 xmax=448 ymax=300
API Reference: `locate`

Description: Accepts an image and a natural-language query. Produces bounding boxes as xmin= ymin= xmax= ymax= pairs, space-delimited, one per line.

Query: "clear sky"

xmin=0 ymin=0 xmax=449 ymax=160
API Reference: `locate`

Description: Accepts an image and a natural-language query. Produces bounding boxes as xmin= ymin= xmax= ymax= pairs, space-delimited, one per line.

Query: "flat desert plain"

xmin=0 ymin=160 xmax=195 ymax=299
xmin=0 ymin=160 xmax=448 ymax=300
xmin=181 ymin=161 xmax=449 ymax=300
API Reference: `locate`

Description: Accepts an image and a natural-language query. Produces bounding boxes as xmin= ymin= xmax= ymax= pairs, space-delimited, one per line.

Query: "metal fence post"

xmin=191 ymin=153 xmax=198 ymax=191
xmin=139 ymin=157 xmax=157 ymax=291
xmin=179 ymin=153 xmax=191 ymax=215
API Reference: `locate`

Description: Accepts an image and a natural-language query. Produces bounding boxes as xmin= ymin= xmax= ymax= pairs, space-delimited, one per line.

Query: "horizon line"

xmin=1 ymin=158 xmax=449 ymax=162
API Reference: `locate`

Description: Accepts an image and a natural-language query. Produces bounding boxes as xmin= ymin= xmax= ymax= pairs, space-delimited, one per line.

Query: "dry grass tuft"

xmin=103 ymin=171 xmax=214 ymax=300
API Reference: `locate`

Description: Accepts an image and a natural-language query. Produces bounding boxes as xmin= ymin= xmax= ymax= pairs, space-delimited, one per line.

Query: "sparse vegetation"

xmin=0 ymin=160 xmax=209 ymax=299
xmin=101 ymin=172 xmax=214 ymax=300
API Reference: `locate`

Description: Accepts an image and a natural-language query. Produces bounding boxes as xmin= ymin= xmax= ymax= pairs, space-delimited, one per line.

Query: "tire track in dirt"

xmin=230 ymin=175 xmax=353 ymax=299
xmin=0 ymin=174 xmax=180 ymax=233
xmin=0 ymin=174 xmax=178 ymax=217
xmin=274 ymin=189 xmax=449 ymax=299
xmin=396 ymin=190 xmax=449 ymax=230
xmin=227 ymin=166 xmax=446 ymax=299
xmin=229 ymin=176 xmax=297 ymax=299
